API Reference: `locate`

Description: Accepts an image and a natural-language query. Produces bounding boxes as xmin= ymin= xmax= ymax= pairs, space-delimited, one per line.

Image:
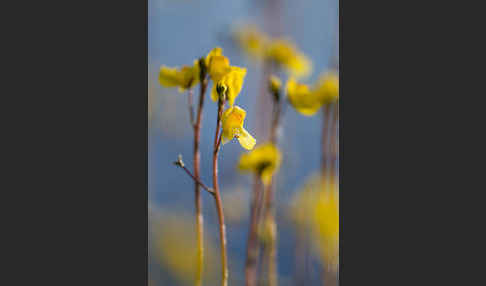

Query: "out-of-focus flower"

xmin=159 ymin=61 xmax=200 ymax=92
xmin=286 ymin=70 xmax=339 ymax=116
xmin=237 ymin=142 xmax=282 ymax=185
xmin=233 ymin=25 xmax=312 ymax=77
xmin=265 ymin=39 xmax=312 ymax=78
xmin=313 ymin=182 xmax=339 ymax=269
xmin=152 ymin=214 xmax=218 ymax=284
xmin=221 ymin=106 xmax=256 ymax=150
xmin=286 ymin=77 xmax=323 ymax=116
xmin=290 ymin=175 xmax=339 ymax=270
xmin=315 ymin=72 xmax=339 ymax=104
xmin=211 ymin=66 xmax=247 ymax=106
xmin=233 ymin=25 xmax=269 ymax=60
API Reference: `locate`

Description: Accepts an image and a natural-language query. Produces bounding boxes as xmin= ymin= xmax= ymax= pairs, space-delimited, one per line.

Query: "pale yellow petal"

xmin=210 ymin=84 xmax=219 ymax=102
xmin=223 ymin=67 xmax=246 ymax=106
xmin=238 ymin=128 xmax=256 ymax=150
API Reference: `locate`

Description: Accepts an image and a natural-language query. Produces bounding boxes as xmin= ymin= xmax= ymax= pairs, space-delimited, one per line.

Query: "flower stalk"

xmin=193 ymin=59 xmax=208 ymax=286
xmin=245 ymin=174 xmax=264 ymax=286
xmin=260 ymin=82 xmax=282 ymax=286
xmin=212 ymin=91 xmax=228 ymax=286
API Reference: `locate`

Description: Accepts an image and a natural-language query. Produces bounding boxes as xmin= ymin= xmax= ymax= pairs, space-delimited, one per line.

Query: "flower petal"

xmin=208 ymin=56 xmax=231 ymax=82
xmin=238 ymin=128 xmax=256 ymax=150
xmin=210 ymin=84 xmax=219 ymax=102
xmin=159 ymin=66 xmax=182 ymax=87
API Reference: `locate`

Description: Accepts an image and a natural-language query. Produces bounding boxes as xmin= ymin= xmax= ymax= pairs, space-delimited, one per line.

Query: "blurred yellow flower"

xmin=233 ymin=25 xmax=312 ymax=77
xmin=210 ymin=66 xmax=247 ymax=106
xmin=286 ymin=71 xmax=339 ymax=116
xmin=265 ymin=39 xmax=312 ymax=78
xmin=234 ymin=25 xmax=269 ymax=60
xmin=313 ymin=182 xmax=339 ymax=269
xmin=290 ymin=175 xmax=339 ymax=270
xmin=315 ymin=72 xmax=339 ymax=104
xmin=237 ymin=142 xmax=282 ymax=185
xmin=159 ymin=61 xmax=200 ymax=92
xmin=286 ymin=77 xmax=323 ymax=116
xmin=152 ymin=215 xmax=218 ymax=284
xmin=221 ymin=106 xmax=256 ymax=150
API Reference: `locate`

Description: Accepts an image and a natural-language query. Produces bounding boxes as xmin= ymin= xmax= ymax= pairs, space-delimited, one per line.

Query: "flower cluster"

xmin=234 ymin=25 xmax=312 ymax=77
xmin=237 ymin=143 xmax=282 ymax=185
xmin=206 ymin=47 xmax=247 ymax=107
xmin=159 ymin=61 xmax=200 ymax=92
xmin=159 ymin=47 xmax=256 ymax=150
xmin=286 ymin=72 xmax=339 ymax=116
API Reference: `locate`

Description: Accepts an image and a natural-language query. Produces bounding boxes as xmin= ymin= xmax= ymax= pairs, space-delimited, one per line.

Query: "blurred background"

xmin=149 ymin=0 xmax=338 ymax=285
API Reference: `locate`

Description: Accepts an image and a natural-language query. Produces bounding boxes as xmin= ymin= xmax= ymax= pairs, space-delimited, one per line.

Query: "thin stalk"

xmin=245 ymin=175 xmax=264 ymax=286
xmin=193 ymin=77 xmax=207 ymax=286
xmin=258 ymin=88 xmax=282 ymax=286
xmin=212 ymin=96 xmax=228 ymax=286
xmin=294 ymin=230 xmax=308 ymax=285
xmin=188 ymin=86 xmax=195 ymax=127
xmin=173 ymin=158 xmax=214 ymax=195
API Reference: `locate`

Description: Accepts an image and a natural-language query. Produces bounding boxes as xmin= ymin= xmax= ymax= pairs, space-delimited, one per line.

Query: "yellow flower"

xmin=313 ymin=182 xmax=339 ymax=269
xmin=221 ymin=105 xmax=256 ymax=150
xmin=290 ymin=174 xmax=339 ymax=270
xmin=315 ymin=72 xmax=339 ymax=104
xmin=205 ymin=47 xmax=247 ymax=106
xmin=265 ymin=39 xmax=312 ymax=77
xmin=210 ymin=66 xmax=247 ymax=106
xmin=286 ymin=77 xmax=324 ymax=116
xmin=159 ymin=61 xmax=199 ymax=92
xmin=205 ymin=47 xmax=231 ymax=82
xmin=237 ymin=143 xmax=282 ymax=185
xmin=234 ymin=25 xmax=269 ymax=60
xmin=151 ymin=213 xmax=219 ymax=284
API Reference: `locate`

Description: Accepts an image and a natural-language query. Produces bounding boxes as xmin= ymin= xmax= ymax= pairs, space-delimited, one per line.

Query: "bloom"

xmin=152 ymin=214 xmax=218 ymax=283
xmin=237 ymin=143 xmax=282 ymax=185
xmin=233 ymin=26 xmax=312 ymax=77
xmin=206 ymin=47 xmax=231 ymax=82
xmin=211 ymin=66 xmax=247 ymax=106
xmin=221 ymin=105 xmax=256 ymax=150
xmin=286 ymin=77 xmax=323 ymax=116
xmin=315 ymin=72 xmax=339 ymax=104
xmin=159 ymin=61 xmax=199 ymax=92
xmin=233 ymin=25 xmax=269 ymax=60
xmin=265 ymin=39 xmax=312 ymax=78
xmin=290 ymin=175 xmax=339 ymax=270
xmin=313 ymin=182 xmax=339 ymax=269
xmin=205 ymin=47 xmax=247 ymax=106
